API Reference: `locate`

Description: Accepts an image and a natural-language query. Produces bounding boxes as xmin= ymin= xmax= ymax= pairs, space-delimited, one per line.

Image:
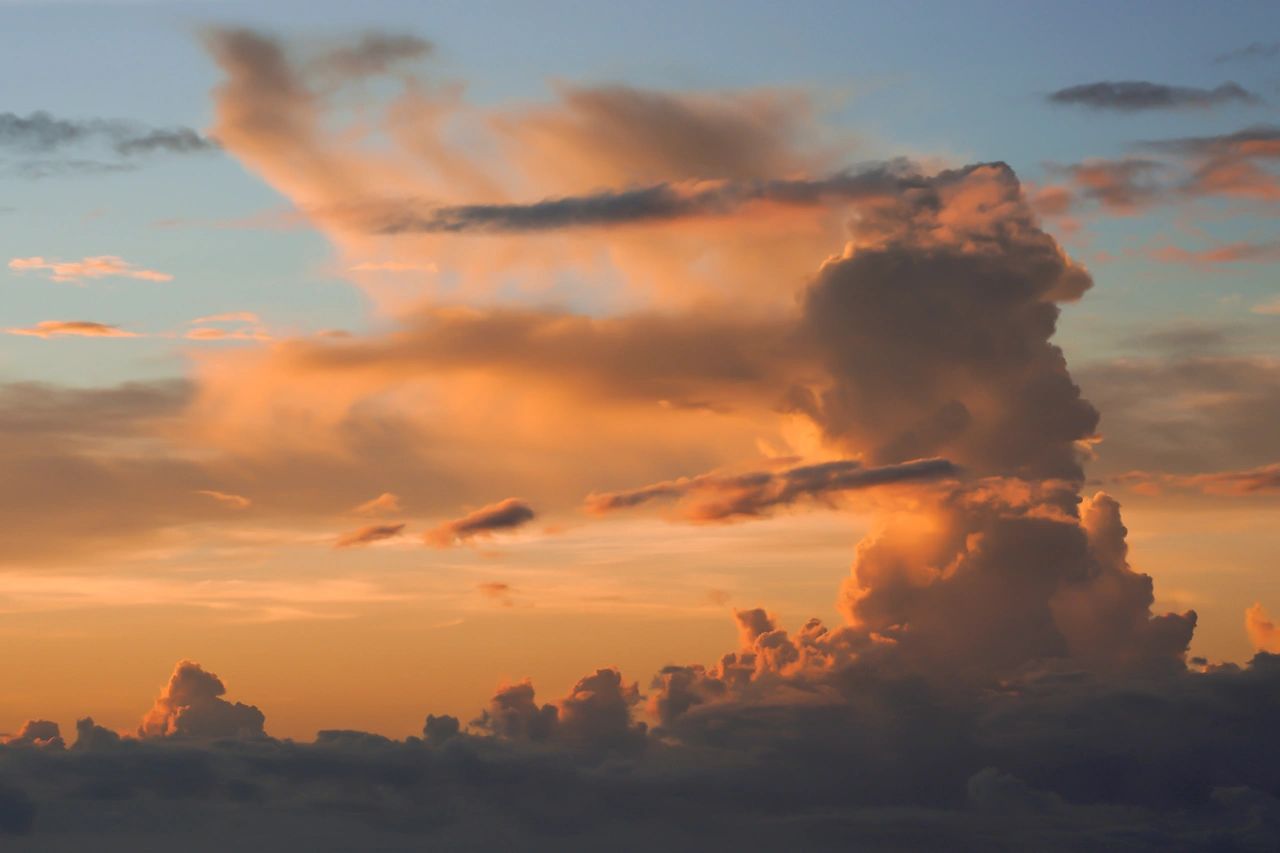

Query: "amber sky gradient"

xmin=1 ymin=4 xmax=1278 ymax=750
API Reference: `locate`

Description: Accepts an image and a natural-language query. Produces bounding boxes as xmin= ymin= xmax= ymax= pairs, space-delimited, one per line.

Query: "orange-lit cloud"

xmin=1115 ymin=463 xmax=1280 ymax=496
xmin=8 ymin=255 xmax=172 ymax=282
xmin=587 ymin=457 xmax=957 ymax=522
xmin=195 ymin=489 xmax=252 ymax=509
xmin=425 ymin=498 xmax=534 ymax=547
xmin=5 ymin=320 xmax=139 ymax=338
xmin=335 ymin=522 xmax=406 ymax=548
xmin=351 ymin=492 xmax=402 ymax=515
xmin=137 ymin=660 xmax=265 ymax=738
xmin=1246 ymin=603 xmax=1280 ymax=652
xmin=192 ymin=311 xmax=262 ymax=324
xmin=477 ymin=581 xmax=514 ymax=606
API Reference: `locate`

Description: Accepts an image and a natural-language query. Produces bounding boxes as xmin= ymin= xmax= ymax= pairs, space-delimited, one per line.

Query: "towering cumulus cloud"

xmin=137 ymin=660 xmax=265 ymax=739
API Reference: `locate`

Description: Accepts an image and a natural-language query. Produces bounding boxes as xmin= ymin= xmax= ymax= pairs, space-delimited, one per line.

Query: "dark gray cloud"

xmin=337 ymin=161 xmax=975 ymax=234
xmin=1215 ymin=41 xmax=1280 ymax=63
xmin=586 ymin=457 xmax=958 ymax=521
xmin=1046 ymin=80 xmax=1260 ymax=111
xmin=0 ymin=111 xmax=217 ymax=156
xmin=0 ymin=111 xmax=217 ymax=179
xmin=0 ymin=653 xmax=1278 ymax=848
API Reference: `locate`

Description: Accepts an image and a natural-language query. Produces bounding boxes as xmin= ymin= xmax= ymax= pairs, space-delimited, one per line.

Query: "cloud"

xmin=1119 ymin=463 xmax=1280 ymax=497
xmin=343 ymin=164 xmax=953 ymax=234
xmin=195 ymin=489 xmax=252 ymax=509
xmin=0 ymin=111 xmax=217 ymax=155
xmin=1140 ymin=125 xmax=1280 ymax=202
xmin=351 ymin=491 xmax=402 ymax=515
xmin=1215 ymin=42 xmax=1280 ymax=63
xmin=1051 ymin=158 xmax=1168 ymax=213
xmin=184 ymin=326 xmax=272 ymax=342
xmin=1046 ymin=80 xmax=1259 ymax=111
xmin=1077 ymin=355 xmax=1280 ymax=477
xmin=1247 ymin=604 xmax=1280 ymax=652
xmin=586 ymin=457 xmax=958 ymax=522
xmin=9 ymin=255 xmax=172 ymax=283
xmin=425 ymin=498 xmax=535 ymax=547
xmin=191 ymin=311 xmax=262 ymax=325
xmin=4 ymin=320 xmax=139 ymax=338
xmin=348 ymin=260 xmax=438 ymax=273
xmin=334 ymin=522 xmax=406 ymax=549
xmin=1146 ymin=239 xmax=1280 ymax=265
xmin=1 ymin=720 xmax=63 ymax=749
xmin=0 ymin=32 xmax=1277 ymax=847
xmin=310 ymin=33 xmax=432 ymax=78
xmin=471 ymin=680 xmax=558 ymax=741
xmin=137 ymin=660 xmax=266 ymax=739
xmin=477 ymin=581 xmax=514 ymax=606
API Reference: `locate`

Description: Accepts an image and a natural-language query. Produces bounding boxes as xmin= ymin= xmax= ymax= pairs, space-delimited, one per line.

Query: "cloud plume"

xmin=587 ymin=457 xmax=958 ymax=521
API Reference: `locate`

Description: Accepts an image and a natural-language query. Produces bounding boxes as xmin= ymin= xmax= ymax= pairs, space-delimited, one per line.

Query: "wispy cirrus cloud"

xmin=8 ymin=255 xmax=172 ymax=283
xmin=195 ymin=489 xmax=252 ymax=509
xmin=1116 ymin=463 xmax=1280 ymax=497
xmin=4 ymin=320 xmax=139 ymax=339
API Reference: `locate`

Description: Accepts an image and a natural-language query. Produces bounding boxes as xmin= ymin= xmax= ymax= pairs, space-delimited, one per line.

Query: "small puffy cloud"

xmin=72 ymin=717 xmax=122 ymax=751
xmin=1247 ymin=604 xmax=1280 ymax=652
xmin=1252 ymin=297 xmax=1280 ymax=316
xmin=1 ymin=720 xmax=63 ymax=749
xmin=9 ymin=255 xmax=172 ymax=283
xmin=556 ymin=668 xmax=646 ymax=754
xmin=422 ymin=713 xmax=460 ymax=745
xmin=425 ymin=498 xmax=535 ymax=547
xmin=351 ymin=491 xmax=402 ymax=515
xmin=195 ymin=489 xmax=252 ymax=509
xmin=5 ymin=320 xmax=139 ymax=338
xmin=1047 ymin=80 xmax=1259 ymax=111
xmin=477 ymin=581 xmax=514 ymax=606
xmin=137 ymin=660 xmax=266 ymax=739
xmin=334 ymin=522 xmax=406 ymax=548
xmin=472 ymin=680 xmax=558 ymax=741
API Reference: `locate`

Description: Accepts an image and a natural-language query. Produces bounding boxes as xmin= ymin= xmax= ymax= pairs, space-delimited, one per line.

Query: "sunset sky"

xmin=2 ymin=1 xmax=1279 ymax=848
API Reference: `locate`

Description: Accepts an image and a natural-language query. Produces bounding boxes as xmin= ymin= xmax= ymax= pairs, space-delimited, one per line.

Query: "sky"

xmin=1 ymin=1 xmax=1279 ymax=848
